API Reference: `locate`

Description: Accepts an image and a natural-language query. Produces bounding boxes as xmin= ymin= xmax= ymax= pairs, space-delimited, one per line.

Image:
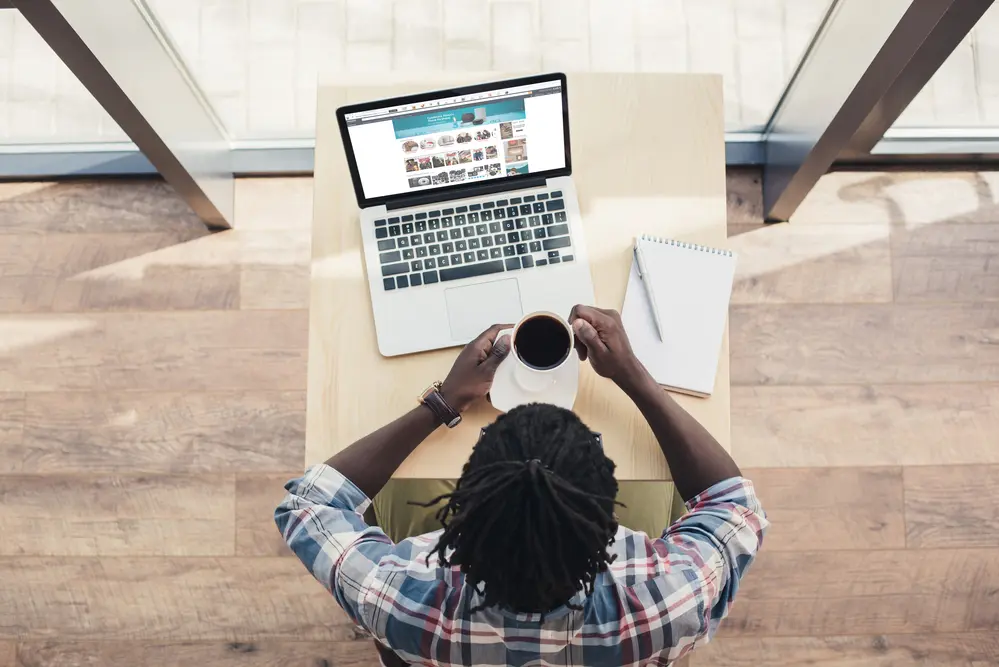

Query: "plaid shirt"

xmin=276 ymin=464 xmax=767 ymax=667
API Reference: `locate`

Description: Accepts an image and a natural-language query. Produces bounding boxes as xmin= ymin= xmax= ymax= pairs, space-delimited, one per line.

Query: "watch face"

xmin=446 ymin=415 xmax=462 ymax=428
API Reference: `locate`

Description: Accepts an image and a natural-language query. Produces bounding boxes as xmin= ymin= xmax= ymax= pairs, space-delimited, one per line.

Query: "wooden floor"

xmin=1 ymin=171 xmax=997 ymax=666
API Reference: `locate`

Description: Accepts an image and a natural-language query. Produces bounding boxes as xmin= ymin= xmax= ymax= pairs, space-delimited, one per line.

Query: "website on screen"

xmin=345 ymin=80 xmax=565 ymax=200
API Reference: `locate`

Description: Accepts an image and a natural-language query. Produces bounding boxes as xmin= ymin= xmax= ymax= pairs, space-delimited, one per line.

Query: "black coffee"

xmin=514 ymin=315 xmax=571 ymax=370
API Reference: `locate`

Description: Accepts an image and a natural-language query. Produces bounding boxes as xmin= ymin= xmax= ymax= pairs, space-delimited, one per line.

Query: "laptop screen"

xmin=342 ymin=78 xmax=566 ymax=202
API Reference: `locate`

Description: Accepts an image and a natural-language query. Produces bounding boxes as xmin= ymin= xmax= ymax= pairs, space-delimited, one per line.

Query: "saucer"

xmin=490 ymin=352 xmax=579 ymax=412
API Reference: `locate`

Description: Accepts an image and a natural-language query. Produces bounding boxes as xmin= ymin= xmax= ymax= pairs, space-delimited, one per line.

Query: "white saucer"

xmin=490 ymin=353 xmax=579 ymax=412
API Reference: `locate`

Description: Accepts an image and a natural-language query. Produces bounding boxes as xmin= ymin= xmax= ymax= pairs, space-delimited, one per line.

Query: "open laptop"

xmin=337 ymin=73 xmax=595 ymax=357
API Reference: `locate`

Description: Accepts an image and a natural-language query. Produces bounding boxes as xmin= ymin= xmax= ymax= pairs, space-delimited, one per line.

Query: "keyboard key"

xmin=403 ymin=248 xmax=415 ymax=260
xmin=529 ymin=241 xmax=542 ymax=253
xmin=551 ymin=191 xmax=562 ymax=197
xmin=429 ymin=210 xmax=441 ymax=217
xmin=546 ymin=199 xmax=565 ymax=211
xmin=415 ymin=220 xmax=427 ymax=232
xmin=534 ymin=228 xmax=546 ymax=239
xmin=439 ymin=256 xmax=451 ymax=267
xmin=383 ymin=277 xmax=395 ymax=290
xmin=524 ymin=195 xmax=536 ymax=202
xmin=429 ymin=245 xmax=441 ymax=256
xmin=377 ymin=239 xmax=396 ymax=251
xmin=511 ymin=197 xmax=522 ymax=204
xmin=462 ymin=226 xmax=475 ymax=238
xmin=513 ymin=218 xmax=526 ymax=229
xmin=494 ymin=234 xmax=507 ymax=245
xmin=443 ymin=208 xmax=455 ymax=215
xmin=380 ymin=250 xmax=401 ymax=264
xmin=503 ymin=220 xmax=515 ymax=231
xmin=548 ymin=223 xmax=569 ymax=238
xmin=503 ymin=245 xmax=516 ymax=257
xmin=505 ymin=257 xmax=521 ymax=271
xmin=397 ymin=275 xmax=409 ymax=288
xmin=375 ymin=218 xmax=387 ymax=226
xmin=469 ymin=212 xmax=480 ymax=223
xmin=402 ymin=223 xmax=414 ymax=234
xmin=548 ymin=250 xmax=561 ymax=259
xmin=520 ymin=204 xmax=532 ymax=215
xmin=496 ymin=199 xmax=508 ymax=207
xmin=520 ymin=230 xmax=531 ymax=241
xmin=375 ymin=227 xmax=388 ymax=239
xmin=482 ymin=236 xmax=494 ymax=247
xmin=382 ymin=262 xmax=409 ymax=277
xmin=425 ymin=258 xmax=437 ymax=269
xmin=456 ymin=240 xmax=468 ymax=251
xmin=411 ymin=273 xmax=423 ymax=286
xmin=489 ymin=221 xmax=501 ymax=233
xmin=532 ymin=202 xmax=545 ymax=213
xmin=477 ymin=249 xmax=489 ymax=261
xmin=483 ymin=202 xmax=494 ymax=209
xmin=389 ymin=225 xmax=401 ymax=237
xmin=437 ymin=231 xmax=448 ymax=241
xmin=537 ymin=259 xmax=548 ymax=266
xmin=450 ymin=254 xmax=463 ymax=265
xmin=455 ymin=214 xmax=466 ymax=225
xmin=562 ymin=255 xmax=574 ymax=262
xmin=529 ymin=215 xmax=541 ymax=227
xmin=415 ymin=212 xmax=427 ymax=220
xmin=549 ymin=256 xmax=561 ymax=264
xmin=469 ymin=203 xmax=482 ymax=211
xmin=398 ymin=237 xmax=410 ymax=248
xmin=440 ymin=259 xmax=506 ymax=282
xmin=449 ymin=229 xmax=461 ymax=240
xmin=416 ymin=246 xmax=428 ymax=258
xmin=507 ymin=232 xmax=520 ymax=244
xmin=555 ymin=211 xmax=567 ymax=222
xmin=490 ymin=247 xmax=503 ymax=259
xmin=536 ymin=194 xmax=549 ymax=201
xmin=544 ymin=236 xmax=572 ymax=251
xmin=494 ymin=208 xmax=506 ymax=219
xmin=429 ymin=218 xmax=441 ymax=230
xmin=410 ymin=235 xmax=422 ymax=245
xmin=412 ymin=260 xmax=423 ymax=271
xmin=521 ymin=255 xmax=535 ymax=268
xmin=388 ymin=216 xmax=400 ymax=223
xmin=423 ymin=270 xmax=439 ymax=284
xmin=469 ymin=238 xmax=481 ymax=249
xmin=401 ymin=214 xmax=414 ymax=222
xmin=424 ymin=233 xmax=435 ymax=243
xmin=482 ymin=210 xmax=493 ymax=221
xmin=542 ymin=214 xmax=554 ymax=225
xmin=507 ymin=206 xmax=518 ymax=217
xmin=456 ymin=205 xmax=468 ymax=213
xmin=516 ymin=243 xmax=528 ymax=254
xmin=476 ymin=224 xmax=488 ymax=235
xmin=464 ymin=251 xmax=475 ymax=262
xmin=443 ymin=242 xmax=455 ymax=253
xmin=442 ymin=217 xmax=453 ymax=228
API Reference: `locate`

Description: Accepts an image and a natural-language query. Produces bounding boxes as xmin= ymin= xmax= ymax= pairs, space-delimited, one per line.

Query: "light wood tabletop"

xmin=306 ymin=72 xmax=729 ymax=480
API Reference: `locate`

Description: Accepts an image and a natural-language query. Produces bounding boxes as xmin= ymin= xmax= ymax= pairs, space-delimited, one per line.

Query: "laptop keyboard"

xmin=374 ymin=190 xmax=572 ymax=291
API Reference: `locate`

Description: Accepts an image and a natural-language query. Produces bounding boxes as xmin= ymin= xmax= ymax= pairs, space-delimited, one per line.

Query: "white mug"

xmin=499 ymin=311 xmax=575 ymax=392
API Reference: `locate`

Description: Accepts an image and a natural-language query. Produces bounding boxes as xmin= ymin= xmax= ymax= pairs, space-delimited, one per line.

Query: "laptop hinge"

xmin=386 ymin=176 xmax=549 ymax=210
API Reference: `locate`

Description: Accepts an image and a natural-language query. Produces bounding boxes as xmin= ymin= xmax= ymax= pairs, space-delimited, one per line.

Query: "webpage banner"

xmin=394 ymin=99 xmax=531 ymax=190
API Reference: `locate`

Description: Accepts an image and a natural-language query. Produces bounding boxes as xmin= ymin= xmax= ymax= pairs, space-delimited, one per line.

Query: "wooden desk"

xmin=306 ymin=73 xmax=729 ymax=480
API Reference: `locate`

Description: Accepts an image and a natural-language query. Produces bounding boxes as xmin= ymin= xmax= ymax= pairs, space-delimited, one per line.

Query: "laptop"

xmin=337 ymin=73 xmax=595 ymax=357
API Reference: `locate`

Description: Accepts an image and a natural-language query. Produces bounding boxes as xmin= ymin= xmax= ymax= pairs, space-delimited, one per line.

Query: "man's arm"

xmin=569 ymin=305 xmax=740 ymax=500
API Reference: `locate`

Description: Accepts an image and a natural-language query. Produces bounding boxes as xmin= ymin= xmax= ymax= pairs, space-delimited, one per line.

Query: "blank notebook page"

xmin=621 ymin=236 xmax=736 ymax=397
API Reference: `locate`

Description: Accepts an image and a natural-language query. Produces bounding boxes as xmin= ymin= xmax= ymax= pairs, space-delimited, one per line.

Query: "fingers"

xmin=481 ymin=333 xmax=511 ymax=371
xmin=572 ymin=318 xmax=607 ymax=355
xmin=570 ymin=304 xmax=619 ymax=329
xmin=476 ymin=323 xmax=513 ymax=344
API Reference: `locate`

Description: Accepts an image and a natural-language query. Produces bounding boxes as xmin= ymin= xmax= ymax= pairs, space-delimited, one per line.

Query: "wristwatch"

xmin=419 ymin=381 xmax=462 ymax=428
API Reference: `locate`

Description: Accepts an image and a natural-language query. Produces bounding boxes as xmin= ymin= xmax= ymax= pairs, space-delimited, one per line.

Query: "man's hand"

xmin=569 ymin=305 xmax=648 ymax=389
xmin=440 ymin=323 xmax=513 ymax=412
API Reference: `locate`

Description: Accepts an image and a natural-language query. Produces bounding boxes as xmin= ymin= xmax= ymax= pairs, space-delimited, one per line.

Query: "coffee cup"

xmin=499 ymin=311 xmax=574 ymax=392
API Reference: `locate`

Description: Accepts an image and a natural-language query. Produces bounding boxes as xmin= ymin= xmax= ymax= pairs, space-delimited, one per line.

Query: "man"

xmin=276 ymin=305 xmax=767 ymax=666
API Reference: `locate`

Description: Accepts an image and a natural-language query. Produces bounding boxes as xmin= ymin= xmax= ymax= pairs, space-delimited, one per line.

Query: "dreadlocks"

xmin=415 ymin=403 xmax=620 ymax=615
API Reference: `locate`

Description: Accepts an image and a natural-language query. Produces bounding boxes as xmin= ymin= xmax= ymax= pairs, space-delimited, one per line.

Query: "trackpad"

xmin=445 ymin=279 xmax=523 ymax=341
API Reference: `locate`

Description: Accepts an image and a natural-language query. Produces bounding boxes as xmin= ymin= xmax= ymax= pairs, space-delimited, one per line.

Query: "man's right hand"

xmin=568 ymin=305 xmax=648 ymax=389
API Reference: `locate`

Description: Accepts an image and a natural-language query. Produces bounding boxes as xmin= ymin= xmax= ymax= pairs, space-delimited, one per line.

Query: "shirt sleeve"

xmin=651 ymin=477 xmax=767 ymax=658
xmin=274 ymin=464 xmax=395 ymax=628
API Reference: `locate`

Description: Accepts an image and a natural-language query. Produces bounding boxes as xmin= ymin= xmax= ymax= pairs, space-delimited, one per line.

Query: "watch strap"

xmin=422 ymin=386 xmax=462 ymax=428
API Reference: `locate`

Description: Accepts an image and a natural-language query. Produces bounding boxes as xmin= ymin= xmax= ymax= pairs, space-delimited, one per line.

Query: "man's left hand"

xmin=440 ymin=324 xmax=513 ymax=413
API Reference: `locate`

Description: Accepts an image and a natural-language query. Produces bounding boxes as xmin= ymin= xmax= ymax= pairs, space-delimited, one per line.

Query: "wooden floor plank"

xmin=236 ymin=474 xmax=299 ymax=557
xmin=0 ymin=393 xmax=24 ymax=448
xmin=690 ymin=632 xmax=999 ymax=666
xmin=905 ymin=465 xmax=999 ymax=549
xmin=743 ymin=467 xmax=904 ymax=550
xmin=731 ymin=303 xmax=999 ymax=385
xmin=0 ymin=558 xmax=352 ymax=640
xmin=237 ymin=231 xmax=310 ymax=310
xmin=0 ymin=311 xmax=307 ymax=392
xmin=0 ymin=475 xmax=234 ymax=556
xmin=233 ymin=178 xmax=314 ymax=232
xmin=732 ymin=384 xmax=999 ymax=467
xmin=16 ymin=391 xmax=304 ymax=473
xmin=16 ymin=640 xmax=378 ymax=667
xmin=0 ymin=181 xmax=206 ymax=235
xmin=726 ymin=169 xmax=764 ymax=226
xmin=0 ymin=642 xmax=12 ymax=667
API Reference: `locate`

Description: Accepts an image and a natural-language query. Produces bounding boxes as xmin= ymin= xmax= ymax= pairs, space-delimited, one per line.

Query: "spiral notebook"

xmin=621 ymin=235 xmax=737 ymax=397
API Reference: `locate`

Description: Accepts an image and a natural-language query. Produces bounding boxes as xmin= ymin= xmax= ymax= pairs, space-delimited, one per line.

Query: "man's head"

xmin=421 ymin=403 xmax=619 ymax=614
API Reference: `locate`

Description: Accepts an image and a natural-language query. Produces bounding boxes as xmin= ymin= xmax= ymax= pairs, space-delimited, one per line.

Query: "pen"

xmin=634 ymin=244 xmax=664 ymax=341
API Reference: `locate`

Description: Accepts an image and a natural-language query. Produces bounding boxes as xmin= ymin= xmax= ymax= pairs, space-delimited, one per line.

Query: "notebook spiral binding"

xmin=639 ymin=234 xmax=734 ymax=257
